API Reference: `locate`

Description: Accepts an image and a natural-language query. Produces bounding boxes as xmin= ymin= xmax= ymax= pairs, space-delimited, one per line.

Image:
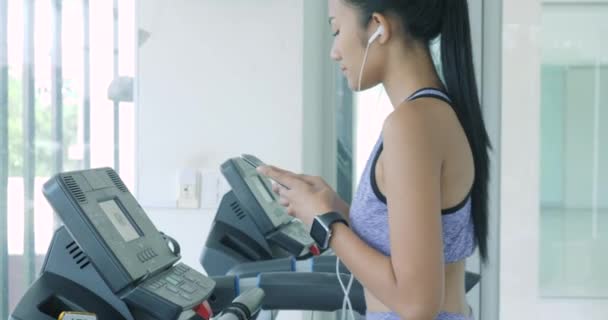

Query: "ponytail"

xmin=441 ymin=0 xmax=491 ymax=262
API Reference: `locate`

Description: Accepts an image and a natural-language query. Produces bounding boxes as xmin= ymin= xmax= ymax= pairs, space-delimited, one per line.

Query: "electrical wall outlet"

xmin=177 ymin=168 xmax=201 ymax=209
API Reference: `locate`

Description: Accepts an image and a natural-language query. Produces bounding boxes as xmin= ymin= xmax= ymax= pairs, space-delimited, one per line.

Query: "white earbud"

xmin=368 ymin=25 xmax=384 ymax=45
xmin=358 ymin=25 xmax=384 ymax=92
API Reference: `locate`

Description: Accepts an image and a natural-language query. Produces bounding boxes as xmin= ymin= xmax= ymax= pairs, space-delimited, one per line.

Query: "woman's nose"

xmin=330 ymin=41 xmax=341 ymax=62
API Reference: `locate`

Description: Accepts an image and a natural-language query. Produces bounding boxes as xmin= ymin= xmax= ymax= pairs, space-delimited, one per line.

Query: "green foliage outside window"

xmin=7 ymin=72 xmax=81 ymax=177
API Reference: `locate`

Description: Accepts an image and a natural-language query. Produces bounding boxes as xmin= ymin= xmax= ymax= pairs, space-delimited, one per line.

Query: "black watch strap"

xmin=319 ymin=211 xmax=348 ymax=228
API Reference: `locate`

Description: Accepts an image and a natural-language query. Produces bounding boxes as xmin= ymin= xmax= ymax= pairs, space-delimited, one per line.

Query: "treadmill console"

xmin=43 ymin=168 xmax=215 ymax=319
xmin=221 ymin=155 xmax=316 ymax=256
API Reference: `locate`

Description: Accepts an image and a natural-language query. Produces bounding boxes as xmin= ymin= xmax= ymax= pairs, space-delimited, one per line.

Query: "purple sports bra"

xmin=349 ymin=88 xmax=476 ymax=263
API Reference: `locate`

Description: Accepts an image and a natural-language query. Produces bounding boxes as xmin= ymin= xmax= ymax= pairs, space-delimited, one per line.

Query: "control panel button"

xmin=180 ymin=283 xmax=198 ymax=294
xmin=179 ymin=293 xmax=192 ymax=301
xmin=196 ymin=281 xmax=212 ymax=290
xmin=174 ymin=265 xmax=188 ymax=275
xmin=184 ymin=273 xmax=197 ymax=282
xmin=166 ymin=276 xmax=182 ymax=286
xmin=137 ymin=248 xmax=158 ymax=262
xmin=166 ymin=285 xmax=180 ymax=293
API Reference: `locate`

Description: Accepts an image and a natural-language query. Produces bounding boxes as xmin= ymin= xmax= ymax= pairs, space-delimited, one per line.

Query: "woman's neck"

xmin=382 ymin=44 xmax=444 ymax=108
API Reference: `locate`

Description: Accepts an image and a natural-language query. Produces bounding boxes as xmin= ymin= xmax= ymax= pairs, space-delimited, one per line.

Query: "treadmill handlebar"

xmin=257 ymin=272 xmax=365 ymax=313
xmin=227 ymin=256 xmax=481 ymax=293
xmin=214 ymin=288 xmax=265 ymax=320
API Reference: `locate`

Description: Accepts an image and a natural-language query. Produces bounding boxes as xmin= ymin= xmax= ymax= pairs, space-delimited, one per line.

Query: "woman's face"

xmin=328 ymin=0 xmax=383 ymax=91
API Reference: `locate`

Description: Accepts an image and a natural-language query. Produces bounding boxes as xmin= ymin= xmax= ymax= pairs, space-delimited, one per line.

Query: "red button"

xmin=193 ymin=300 xmax=213 ymax=320
xmin=309 ymin=245 xmax=321 ymax=256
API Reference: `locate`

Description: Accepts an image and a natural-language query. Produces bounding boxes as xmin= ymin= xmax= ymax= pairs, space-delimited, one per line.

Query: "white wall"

xmin=501 ymin=0 xmax=542 ymax=318
xmin=136 ymin=1 xmax=335 ymax=319
xmin=137 ymin=0 xmax=305 ymax=271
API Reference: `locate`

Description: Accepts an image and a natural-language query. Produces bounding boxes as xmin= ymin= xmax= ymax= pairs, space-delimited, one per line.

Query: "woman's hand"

xmin=257 ymin=165 xmax=349 ymax=227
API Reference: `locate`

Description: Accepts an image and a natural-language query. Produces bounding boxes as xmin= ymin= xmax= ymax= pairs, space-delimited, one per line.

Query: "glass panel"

xmin=5 ymin=0 xmax=136 ymax=312
xmin=89 ymin=0 xmax=116 ymax=170
xmin=539 ymin=3 xmax=608 ymax=300
xmin=118 ymin=0 xmax=136 ymax=191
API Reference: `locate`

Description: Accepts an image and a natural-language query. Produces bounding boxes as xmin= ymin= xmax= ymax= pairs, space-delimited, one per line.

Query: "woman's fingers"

xmin=286 ymin=205 xmax=296 ymax=216
xmin=257 ymin=165 xmax=305 ymax=189
xmin=272 ymin=182 xmax=281 ymax=194
xmin=298 ymin=174 xmax=322 ymax=186
xmin=278 ymin=196 xmax=289 ymax=207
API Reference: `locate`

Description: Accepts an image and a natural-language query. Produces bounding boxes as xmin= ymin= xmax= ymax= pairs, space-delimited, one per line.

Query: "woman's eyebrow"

xmin=328 ymin=17 xmax=335 ymax=25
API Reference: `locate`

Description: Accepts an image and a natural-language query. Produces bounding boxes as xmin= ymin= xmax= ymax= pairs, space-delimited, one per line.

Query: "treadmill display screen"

xmin=99 ymin=199 xmax=140 ymax=242
xmin=255 ymin=176 xmax=275 ymax=203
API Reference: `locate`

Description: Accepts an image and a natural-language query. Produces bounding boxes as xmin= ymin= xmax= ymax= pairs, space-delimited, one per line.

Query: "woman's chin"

xmin=345 ymin=77 xmax=359 ymax=91
xmin=342 ymin=74 xmax=367 ymax=92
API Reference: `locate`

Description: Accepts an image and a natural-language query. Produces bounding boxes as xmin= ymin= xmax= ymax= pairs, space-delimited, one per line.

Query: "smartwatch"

xmin=309 ymin=212 xmax=349 ymax=250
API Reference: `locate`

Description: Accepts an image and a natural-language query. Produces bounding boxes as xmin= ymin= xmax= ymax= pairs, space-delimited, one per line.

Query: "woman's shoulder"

xmin=383 ymin=100 xmax=446 ymax=146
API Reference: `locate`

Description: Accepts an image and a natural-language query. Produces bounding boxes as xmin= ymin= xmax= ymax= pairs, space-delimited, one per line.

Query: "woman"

xmin=258 ymin=0 xmax=490 ymax=319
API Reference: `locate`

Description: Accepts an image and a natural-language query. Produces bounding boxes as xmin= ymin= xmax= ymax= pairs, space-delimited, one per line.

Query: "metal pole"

xmin=23 ymin=0 xmax=37 ymax=286
xmin=0 ymin=0 xmax=11 ymax=316
xmin=113 ymin=0 xmax=120 ymax=173
xmin=83 ymin=0 xmax=91 ymax=169
xmin=591 ymin=59 xmax=601 ymax=239
xmin=51 ymin=0 xmax=64 ymax=229
xmin=481 ymin=0 xmax=502 ymax=318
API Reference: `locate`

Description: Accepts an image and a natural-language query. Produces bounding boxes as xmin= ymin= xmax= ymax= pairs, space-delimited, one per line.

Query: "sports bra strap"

xmin=407 ymin=87 xmax=452 ymax=104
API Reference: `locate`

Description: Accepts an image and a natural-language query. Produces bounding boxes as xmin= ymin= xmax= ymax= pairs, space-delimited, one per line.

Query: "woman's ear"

xmin=369 ymin=13 xmax=392 ymax=44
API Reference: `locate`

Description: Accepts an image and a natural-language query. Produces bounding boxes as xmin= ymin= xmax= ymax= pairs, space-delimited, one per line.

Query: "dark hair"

xmin=343 ymin=0 xmax=491 ymax=262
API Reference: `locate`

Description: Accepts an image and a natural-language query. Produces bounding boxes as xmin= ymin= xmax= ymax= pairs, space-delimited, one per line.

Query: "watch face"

xmin=310 ymin=218 xmax=329 ymax=249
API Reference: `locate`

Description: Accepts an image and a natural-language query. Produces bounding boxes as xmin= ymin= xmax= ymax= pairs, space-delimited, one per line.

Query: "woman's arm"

xmin=334 ymin=197 xmax=351 ymax=223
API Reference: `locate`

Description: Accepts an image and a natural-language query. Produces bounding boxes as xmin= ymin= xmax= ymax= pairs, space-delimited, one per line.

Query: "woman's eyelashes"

xmin=332 ymin=29 xmax=340 ymax=37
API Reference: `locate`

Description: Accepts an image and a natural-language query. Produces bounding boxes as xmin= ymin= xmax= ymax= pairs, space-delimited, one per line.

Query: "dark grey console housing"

xmin=43 ymin=168 xmax=180 ymax=293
